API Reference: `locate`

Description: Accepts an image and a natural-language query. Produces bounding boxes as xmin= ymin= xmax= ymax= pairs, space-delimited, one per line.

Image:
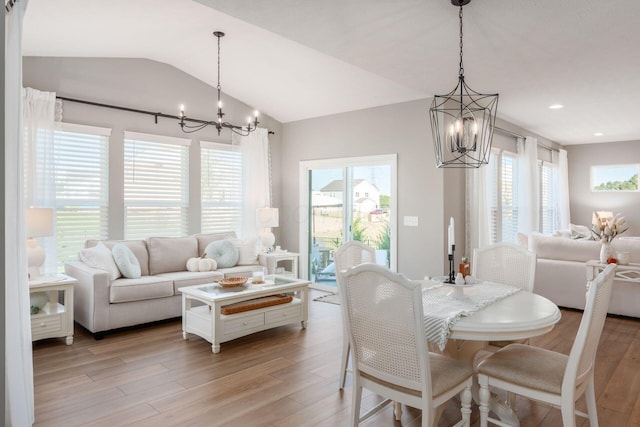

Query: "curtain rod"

xmin=56 ymin=95 xmax=275 ymax=135
xmin=494 ymin=125 xmax=559 ymax=152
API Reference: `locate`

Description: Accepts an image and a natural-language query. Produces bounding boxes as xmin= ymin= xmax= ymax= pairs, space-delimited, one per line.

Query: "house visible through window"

xmin=124 ymin=131 xmax=190 ymax=239
xmin=53 ymin=123 xmax=110 ymax=271
xmin=201 ymin=141 xmax=242 ymax=235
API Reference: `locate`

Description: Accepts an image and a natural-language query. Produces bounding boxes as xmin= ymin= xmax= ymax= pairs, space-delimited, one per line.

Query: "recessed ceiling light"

xmin=548 ymin=104 xmax=564 ymax=109
xmin=594 ymin=132 xmax=604 ymax=136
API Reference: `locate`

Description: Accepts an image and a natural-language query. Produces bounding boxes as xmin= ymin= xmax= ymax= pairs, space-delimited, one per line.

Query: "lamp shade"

xmin=257 ymin=207 xmax=279 ymax=228
xmin=26 ymin=207 xmax=54 ymax=238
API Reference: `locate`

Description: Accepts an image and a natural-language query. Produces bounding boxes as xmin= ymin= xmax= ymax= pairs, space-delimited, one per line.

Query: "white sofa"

xmin=65 ymin=232 xmax=280 ymax=337
xmin=527 ymin=234 xmax=640 ymax=317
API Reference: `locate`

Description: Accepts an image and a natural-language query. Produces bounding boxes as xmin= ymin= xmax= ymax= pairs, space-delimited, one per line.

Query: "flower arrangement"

xmin=592 ymin=212 xmax=629 ymax=243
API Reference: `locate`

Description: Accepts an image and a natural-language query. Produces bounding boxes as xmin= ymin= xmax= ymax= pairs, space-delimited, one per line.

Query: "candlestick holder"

xmin=445 ymin=244 xmax=456 ymax=283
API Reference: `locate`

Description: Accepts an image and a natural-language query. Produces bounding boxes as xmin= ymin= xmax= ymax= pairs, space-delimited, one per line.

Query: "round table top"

xmin=449 ymin=291 xmax=562 ymax=341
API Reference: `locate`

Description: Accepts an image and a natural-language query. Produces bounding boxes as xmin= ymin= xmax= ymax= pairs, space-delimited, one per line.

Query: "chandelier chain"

xmin=459 ymin=5 xmax=464 ymax=78
xmin=217 ymin=34 xmax=222 ymax=91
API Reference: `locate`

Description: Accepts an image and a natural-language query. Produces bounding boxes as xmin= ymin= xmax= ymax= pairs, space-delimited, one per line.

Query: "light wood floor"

xmin=33 ymin=289 xmax=640 ymax=426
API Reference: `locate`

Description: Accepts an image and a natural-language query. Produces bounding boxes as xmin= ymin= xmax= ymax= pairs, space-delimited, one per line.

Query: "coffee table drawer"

xmin=224 ymin=312 xmax=265 ymax=335
xmin=265 ymin=303 xmax=301 ymax=325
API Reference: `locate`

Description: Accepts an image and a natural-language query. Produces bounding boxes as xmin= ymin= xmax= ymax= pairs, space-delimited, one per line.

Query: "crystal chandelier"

xmin=179 ymin=31 xmax=259 ymax=135
xmin=429 ymin=0 xmax=499 ymax=168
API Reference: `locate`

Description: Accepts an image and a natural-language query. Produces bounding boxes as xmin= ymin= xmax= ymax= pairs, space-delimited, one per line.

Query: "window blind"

xmin=200 ymin=141 xmax=242 ymax=234
xmin=501 ymin=153 xmax=519 ymax=243
xmin=124 ymin=132 xmax=190 ymax=239
xmin=53 ymin=123 xmax=110 ymax=271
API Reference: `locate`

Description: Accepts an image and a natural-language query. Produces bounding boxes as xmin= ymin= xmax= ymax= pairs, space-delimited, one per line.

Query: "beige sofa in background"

xmin=65 ymin=232 xmax=277 ymax=337
xmin=526 ymin=233 xmax=640 ymax=318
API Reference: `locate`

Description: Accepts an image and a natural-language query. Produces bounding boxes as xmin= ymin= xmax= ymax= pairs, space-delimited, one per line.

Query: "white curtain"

xmin=6 ymin=0 xmax=36 ymax=425
xmin=552 ymin=148 xmax=571 ymax=230
xmin=233 ymin=128 xmax=271 ymax=240
xmin=465 ymin=165 xmax=491 ymax=258
xmin=23 ymin=87 xmax=58 ymax=273
xmin=517 ymin=137 xmax=539 ymax=235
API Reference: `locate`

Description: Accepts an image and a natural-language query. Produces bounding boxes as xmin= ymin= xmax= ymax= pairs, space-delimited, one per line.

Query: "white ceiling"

xmin=22 ymin=0 xmax=640 ymax=145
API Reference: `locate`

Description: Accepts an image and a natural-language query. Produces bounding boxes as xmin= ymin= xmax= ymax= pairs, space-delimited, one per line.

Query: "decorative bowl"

xmin=218 ymin=277 xmax=248 ymax=288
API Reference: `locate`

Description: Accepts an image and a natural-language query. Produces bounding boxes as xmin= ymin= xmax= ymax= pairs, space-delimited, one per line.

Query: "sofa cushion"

xmin=529 ymin=233 xmax=600 ymax=262
xmin=155 ymin=271 xmax=224 ymax=294
xmin=206 ymin=239 xmax=239 ymax=268
xmin=112 ymin=243 xmax=142 ymax=279
xmin=196 ymin=232 xmax=238 ymax=256
xmin=109 ymin=276 xmax=174 ymax=303
xmin=79 ymin=242 xmax=122 ymax=281
xmin=147 ymin=236 xmax=198 ymax=275
xmin=86 ymin=239 xmax=150 ymax=276
xmin=612 ymin=239 xmax=640 ymax=263
xmin=234 ymin=238 xmax=260 ymax=265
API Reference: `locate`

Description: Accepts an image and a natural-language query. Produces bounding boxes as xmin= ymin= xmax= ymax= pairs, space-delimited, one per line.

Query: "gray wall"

xmin=281 ymin=100 xmax=445 ymax=280
xmin=23 ymin=57 xmax=283 ymax=240
xmin=565 ymin=140 xmax=640 ymax=235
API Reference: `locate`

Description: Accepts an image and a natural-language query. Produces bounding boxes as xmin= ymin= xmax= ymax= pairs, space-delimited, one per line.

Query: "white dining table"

xmin=427 ymin=285 xmax=562 ymax=426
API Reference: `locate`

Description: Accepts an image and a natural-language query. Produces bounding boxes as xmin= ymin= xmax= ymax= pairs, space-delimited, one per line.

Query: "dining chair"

xmin=477 ymin=263 xmax=616 ymax=427
xmin=334 ymin=241 xmax=376 ymax=390
xmin=472 ymin=242 xmax=537 ymax=292
xmin=472 ymin=241 xmax=538 ymax=383
xmin=340 ymin=263 xmax=473 ymax=427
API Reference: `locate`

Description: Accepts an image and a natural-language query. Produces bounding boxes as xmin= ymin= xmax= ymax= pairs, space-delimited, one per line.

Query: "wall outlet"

xmin=403 ymin=216 xmax=419 ymax=227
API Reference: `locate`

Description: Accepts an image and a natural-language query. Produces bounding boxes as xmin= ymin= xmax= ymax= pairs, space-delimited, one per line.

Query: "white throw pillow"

xmin=79 ymin=242 xmax=122 ymax=280
xmin=112 ymin=243 xmax=142 ymax=279
xmin=570 ymin=223 xmax=593 ymax=240
xmin=234 ymin=238 xmax=260 ymax=265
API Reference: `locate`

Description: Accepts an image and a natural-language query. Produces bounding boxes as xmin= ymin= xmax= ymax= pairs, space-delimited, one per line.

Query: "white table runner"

xmin=422 ymin=282 xmax=521 ymax=350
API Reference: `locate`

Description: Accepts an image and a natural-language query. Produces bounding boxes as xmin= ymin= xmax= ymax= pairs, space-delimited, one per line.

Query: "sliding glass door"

xmin=300 ymin=155 xmax=397 ymax=291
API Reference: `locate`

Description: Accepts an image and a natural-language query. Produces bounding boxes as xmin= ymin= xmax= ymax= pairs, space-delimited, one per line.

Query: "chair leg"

xmin=478 ymin=375 xmax=491 ymax=427
xmin=585 ymin=375 xmax=600 ymax=427
xmin=460 ymin=381 xmax=473 ymax=427
xmin=560 ymin=401 xmax=577 ymax=427
xmin=340 ymin=337 xmax=350 ymax=389
xmin=393 ymin=401 xmax=402 ymax=421
xmin=351 ymin=376 xmax=362 ymax=427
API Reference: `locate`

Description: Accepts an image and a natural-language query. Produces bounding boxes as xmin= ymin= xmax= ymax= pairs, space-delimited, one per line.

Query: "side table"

xmin=272 ymin=251 xmax=299 ymax=277
xmin=586 ymin=260 xmax=640 ymax=283
xmin=259 ymin=251 xmax=299 ymax=278
xmin=29 ymin=274 xmax=76 ymax=345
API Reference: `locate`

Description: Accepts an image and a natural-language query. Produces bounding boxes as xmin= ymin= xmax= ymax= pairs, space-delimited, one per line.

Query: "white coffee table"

xmin=179 ymin=275 xmax=310 ymax=353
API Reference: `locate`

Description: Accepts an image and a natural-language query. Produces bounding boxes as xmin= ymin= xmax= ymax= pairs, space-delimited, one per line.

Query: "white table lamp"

xmin=257 ymin=207 xmax=279 ymax=252
xmin=26 ymin=207 xmax=54 ymax=279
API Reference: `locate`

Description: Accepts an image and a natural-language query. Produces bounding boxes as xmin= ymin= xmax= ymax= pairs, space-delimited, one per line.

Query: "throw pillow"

xmin=234 ymin=238 xmax=259 ymax=265
xmin=79 ymin=242 xmax=122 ymax=280
xmin=570 ymin=223 xmax=593 ymax=240
xmin=205 ymin=239 xmax=239 ymax=268
xmin=112 ymin=243 xmax=142 ymax=279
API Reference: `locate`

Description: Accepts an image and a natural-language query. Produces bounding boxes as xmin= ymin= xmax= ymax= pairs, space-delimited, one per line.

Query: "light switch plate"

xmin=403 ymin=216 xmax=419 ymax=227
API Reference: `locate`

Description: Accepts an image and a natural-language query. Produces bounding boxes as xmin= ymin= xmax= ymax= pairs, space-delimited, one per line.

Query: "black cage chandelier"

xmin=429 ymin=0 xmax=498 ymax=168
xmin=179 ymin=31 xmax=259 ymax=136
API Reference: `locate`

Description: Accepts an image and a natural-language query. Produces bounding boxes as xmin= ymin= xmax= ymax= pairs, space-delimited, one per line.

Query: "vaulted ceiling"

xmin=23 ymin=0 xmax=640 ymax=145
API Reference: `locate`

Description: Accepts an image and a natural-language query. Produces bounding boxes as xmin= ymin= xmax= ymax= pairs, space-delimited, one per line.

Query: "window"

xmin=591 ymin=164 xmax=639 ymax=192
xmin=53 ymin=123 xmax=110 ymax=271
xmin=539 ymin=161 xmax=556 ymax=234
xmin=124 ymin=131 xmax=190 ymax=239
xmin=201 ymin=141 xmax=242 ymax=234
xmin=488 ymin=149 xmax=519 ymax=243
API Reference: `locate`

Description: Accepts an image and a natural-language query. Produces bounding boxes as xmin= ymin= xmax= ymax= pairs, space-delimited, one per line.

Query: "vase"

xmin=599 ymin=241 xmax=612 ymax=263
